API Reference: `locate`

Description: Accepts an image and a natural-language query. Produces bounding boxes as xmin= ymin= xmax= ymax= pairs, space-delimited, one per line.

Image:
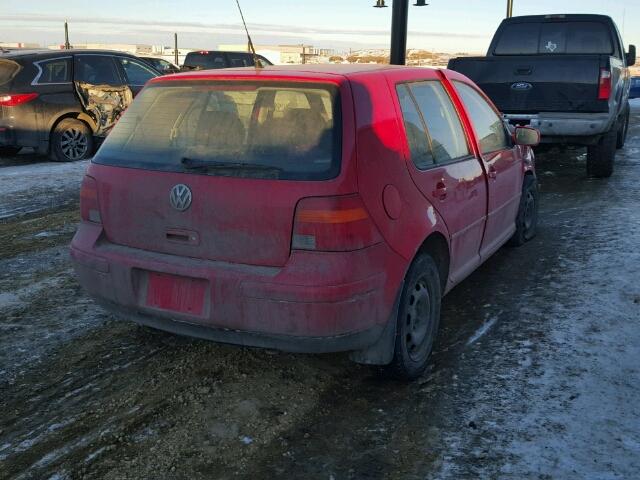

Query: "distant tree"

xmin=329 ymin=55 xmax=344 ymax=63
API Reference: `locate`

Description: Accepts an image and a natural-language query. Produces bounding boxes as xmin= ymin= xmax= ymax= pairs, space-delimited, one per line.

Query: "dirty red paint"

xmin=70 ymin=65 xmax=535 ymax=354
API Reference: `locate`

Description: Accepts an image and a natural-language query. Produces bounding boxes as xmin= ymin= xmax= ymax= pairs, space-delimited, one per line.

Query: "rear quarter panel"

xmin=349 ymin=70 xmax=451 ymax=269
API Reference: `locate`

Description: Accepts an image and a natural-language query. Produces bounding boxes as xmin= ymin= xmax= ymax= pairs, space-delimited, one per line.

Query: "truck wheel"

xmin=616 ymin=104 xmax=630 ymax=149
xmin=384 ymin=253 xmax=441 ymax=381
xmin=51 ymin=118 xmax=94 ymax=162
xmin=508 ymin=175 xmax=538 ymax=247
xmin=0 ymin=146 xmax=21 ymax=157
xmin=586 ymin=127 xmax=616 ymax=178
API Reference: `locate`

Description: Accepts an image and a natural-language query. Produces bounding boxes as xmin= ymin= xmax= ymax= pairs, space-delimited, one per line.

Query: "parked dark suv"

xmin=0 ymin=49 xmax=159 ymax=160
xmin=181 ymin=50 xmax=273 ymax=71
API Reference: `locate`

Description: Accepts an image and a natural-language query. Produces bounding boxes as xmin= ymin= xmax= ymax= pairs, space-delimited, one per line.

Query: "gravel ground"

xmin=0 ymin=109 xmax=639 ymax=479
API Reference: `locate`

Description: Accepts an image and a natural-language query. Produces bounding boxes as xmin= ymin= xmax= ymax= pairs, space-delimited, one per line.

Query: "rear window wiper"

xmin=180 ymin=157 xmax=283 ymax=173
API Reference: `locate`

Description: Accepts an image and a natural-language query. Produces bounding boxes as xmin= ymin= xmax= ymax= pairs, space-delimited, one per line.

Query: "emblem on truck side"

xmin=511 ymin=82 xmax=533 ymax=91
xmin=169 ymin=184 xmax=192 ymax=211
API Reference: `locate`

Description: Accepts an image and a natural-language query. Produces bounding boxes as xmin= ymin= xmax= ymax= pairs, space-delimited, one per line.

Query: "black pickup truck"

xmin=448 ymin=14 xmax=635 ymax=177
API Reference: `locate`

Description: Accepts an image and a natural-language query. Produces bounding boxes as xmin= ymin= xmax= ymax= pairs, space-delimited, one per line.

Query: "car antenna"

xmin=235 ymin=0 xmax=263 ymax=69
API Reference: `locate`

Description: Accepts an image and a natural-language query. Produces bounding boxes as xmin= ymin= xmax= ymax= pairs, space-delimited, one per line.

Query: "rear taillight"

xmin=80 ymin=175 xmax=102 ymax=223
xmin=0 ymin=93 xmax=39 ymax=107
xmin=292 ymin=195 xmax=382 ymax=252
xmin=598 ymin=69 xmax=612 ymax=100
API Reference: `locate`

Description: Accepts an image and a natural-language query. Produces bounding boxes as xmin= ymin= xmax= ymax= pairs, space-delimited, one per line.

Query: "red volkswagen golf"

xmin=71 ymin=65 xmax=539 ymax=379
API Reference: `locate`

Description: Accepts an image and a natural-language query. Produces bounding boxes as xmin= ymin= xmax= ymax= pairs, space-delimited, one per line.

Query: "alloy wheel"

xmin=60 ymin=128 xmax=88 ymax=160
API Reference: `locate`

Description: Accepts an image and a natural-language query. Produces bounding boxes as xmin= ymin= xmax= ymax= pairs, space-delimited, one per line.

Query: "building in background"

xmin=0 ymin=42 xmax=40 ymax=49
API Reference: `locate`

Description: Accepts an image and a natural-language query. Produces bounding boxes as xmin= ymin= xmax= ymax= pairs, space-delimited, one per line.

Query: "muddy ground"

xmin=1 ymin=111 xmax=639 ymax=479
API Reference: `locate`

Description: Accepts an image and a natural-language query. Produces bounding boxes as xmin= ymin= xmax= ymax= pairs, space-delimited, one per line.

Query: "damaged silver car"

xmin=0 ymin=50 xmax=158 ymax=161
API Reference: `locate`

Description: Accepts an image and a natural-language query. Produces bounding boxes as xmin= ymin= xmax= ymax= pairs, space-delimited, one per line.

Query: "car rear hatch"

xmin=90 ymin=76 xmax=351 ymax=267
xmin=0 ymin=58 xmax=22 ymax=119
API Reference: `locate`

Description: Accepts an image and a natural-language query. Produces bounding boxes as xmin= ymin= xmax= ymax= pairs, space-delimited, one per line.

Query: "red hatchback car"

xmin=71 ymin=65 xmax=539 ymax=379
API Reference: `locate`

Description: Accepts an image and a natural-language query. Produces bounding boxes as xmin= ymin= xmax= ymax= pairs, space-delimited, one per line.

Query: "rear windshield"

xmin=183 ymin=52 xmax=227 ymax=69
xmin=0 ymin=60 xmax=21 ymax=85
xmin=94 ymin=81 xmax=341 ymax=181
xmin=494 ymin=21 xmax=613 ymax=55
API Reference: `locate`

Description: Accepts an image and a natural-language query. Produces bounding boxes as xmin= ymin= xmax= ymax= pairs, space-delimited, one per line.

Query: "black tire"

xmin=51 ymin=118 xmax=94 ymax=162
xmin=0 ymin=146 xmax=21 ymax=157
xmin=616 ymin=103 xmax=630 ymax=149
xmin=586 ymin=127 xmax=616 ymax=178
xmin=508 ymin=175 xmax=539 ymax=247
xmin=384 ymin=253 xmax=442 ymax=381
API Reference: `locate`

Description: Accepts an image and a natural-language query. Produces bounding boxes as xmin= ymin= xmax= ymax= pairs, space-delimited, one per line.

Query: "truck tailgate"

xmin=448 ymin=55 xmax=608 ymax=114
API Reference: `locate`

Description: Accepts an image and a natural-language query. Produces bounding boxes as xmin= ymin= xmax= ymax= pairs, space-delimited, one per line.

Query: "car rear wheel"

xmin=51 ymin=118 xmax=94 ymax=162
xmin=586 ymin=127 xmax=616 ymax=178
xmin=385 ymin=253 xmax=441 ymax=381
xmin=508 ymin=175 xmax=539 ymax=247
xmin=616 ymin=104 xmax=630 ymax=149
xmin=0 ymin=146 xmax=21 ymax=157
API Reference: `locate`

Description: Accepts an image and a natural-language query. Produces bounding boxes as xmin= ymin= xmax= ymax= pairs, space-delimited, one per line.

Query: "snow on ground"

xmin=0 ymin=160 xmax=88 ymax=220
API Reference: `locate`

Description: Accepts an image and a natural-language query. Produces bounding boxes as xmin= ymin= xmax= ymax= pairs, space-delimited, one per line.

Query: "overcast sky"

xmin=0 ymin=0 xmax=638 ymax=54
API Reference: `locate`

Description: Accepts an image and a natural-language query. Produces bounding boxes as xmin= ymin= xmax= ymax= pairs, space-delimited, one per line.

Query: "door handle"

xmin=432 ymin=181 xmax=447 ymax=200
xmin=488 ymin=166 xmax=498 ymax=179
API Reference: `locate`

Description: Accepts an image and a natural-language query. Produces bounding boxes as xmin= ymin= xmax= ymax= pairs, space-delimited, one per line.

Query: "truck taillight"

xmin=292 ymin=195 xmax=382 ymax=252
xmin=0 ymin=93 xmax=39 ymax=107
xmin=598 ymin=69 xmax=612 ymax=100
xmin=80 ymin=175 xmax=102 ymax=223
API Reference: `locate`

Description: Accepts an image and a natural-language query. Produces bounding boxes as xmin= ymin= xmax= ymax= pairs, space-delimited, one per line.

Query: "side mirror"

xmin=627 ymin=45 xmax=636 ymax=66
xmin=514 ymin=126 xmax=540 ymax=147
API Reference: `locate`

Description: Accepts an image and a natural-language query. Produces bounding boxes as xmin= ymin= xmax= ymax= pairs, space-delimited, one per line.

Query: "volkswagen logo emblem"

xmin=169 ymin=184 xmax=192 ymax=211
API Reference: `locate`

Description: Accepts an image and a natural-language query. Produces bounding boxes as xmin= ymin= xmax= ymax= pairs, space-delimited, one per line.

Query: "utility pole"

xmin=302 ymin=45 xmax=306 ymax=64
xmin=174 ymin=33 xmax=179 ymax=65
xmin=506 ymin=0 xmax=514 ymax=18
xmin=64 ymin=20 xmax=70 ymax=50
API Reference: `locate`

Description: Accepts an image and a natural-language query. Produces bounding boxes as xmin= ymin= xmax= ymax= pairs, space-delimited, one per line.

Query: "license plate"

xmin=145 ymin=271 xmax=207 ymax=316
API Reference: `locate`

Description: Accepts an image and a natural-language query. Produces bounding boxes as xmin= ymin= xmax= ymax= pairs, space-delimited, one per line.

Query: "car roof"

xmin=153 ymin=64 xmax=437 ymax=83
xmin=0 ymin=49 xmax=141 ymax=60
xmin=502 ymin=14 xmax=613 ymax=24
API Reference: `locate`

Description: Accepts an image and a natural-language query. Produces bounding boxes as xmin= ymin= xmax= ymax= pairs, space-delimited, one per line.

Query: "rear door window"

xmin=454 ymin=81 xmax=509 ymax=154
xmin=74 ymin=55 xmax=122 ymax=85
xmin=34 ymin=57 xmax=71 ymax=84
xmin=396 ymin=81 xmax=469 ymax=169
xmin=397 ymin=85 xmax=434 ymax=169
xmin=116 ymin=57 xmax=158 ymax=86
xmin=94 ymin=82 xmax=341 ymax=181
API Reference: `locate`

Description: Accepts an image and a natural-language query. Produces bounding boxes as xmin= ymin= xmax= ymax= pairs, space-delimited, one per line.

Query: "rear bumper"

xmin=0 ymin=126 xmax=16 ymax=147
xmin=504 ymin=112 xmax=614 ymax=141
xmin=96 ymin=299 xmax=385 ymax=353
xmin=70 ymin=222 xmax=406 ymax=353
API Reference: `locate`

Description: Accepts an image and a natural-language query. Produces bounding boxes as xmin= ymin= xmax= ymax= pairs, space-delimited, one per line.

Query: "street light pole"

xmin=390 ymin=0 xmax=409 ymax=65
xmin=506 ymin=0 xmax=514 ymax=18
